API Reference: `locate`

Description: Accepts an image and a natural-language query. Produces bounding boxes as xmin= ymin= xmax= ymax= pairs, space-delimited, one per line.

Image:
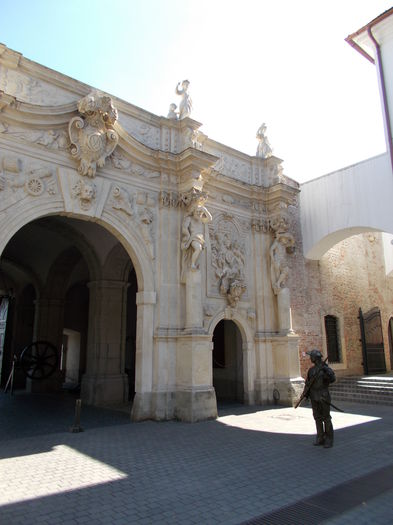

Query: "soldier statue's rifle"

xmin=294 ymin=356 xmax=328 ymax=409
xmin=294 ymin=356 xmax=344 ymax=412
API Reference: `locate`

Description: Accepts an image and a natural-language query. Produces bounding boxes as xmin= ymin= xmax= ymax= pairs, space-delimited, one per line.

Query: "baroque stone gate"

xmin=0 ymin=45 xmax=303 ymax=421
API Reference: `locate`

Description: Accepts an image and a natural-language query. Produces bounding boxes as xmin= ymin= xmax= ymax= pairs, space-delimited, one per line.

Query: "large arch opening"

xmin=212 ymin=320 xmax=244 ymax=404
xmin=0 ymin=215 xmax=139 ymax=409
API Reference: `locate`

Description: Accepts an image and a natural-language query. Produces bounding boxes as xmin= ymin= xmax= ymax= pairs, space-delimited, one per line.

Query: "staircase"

xmin=330 ymin=374 xmax=393 ymax=406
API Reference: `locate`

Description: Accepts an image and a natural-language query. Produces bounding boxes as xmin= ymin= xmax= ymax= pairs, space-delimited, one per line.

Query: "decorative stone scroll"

xmin=69 ymin=92 xmax=119 ymax=177
xmin=210 ymin=219 xmax=247 ymax=307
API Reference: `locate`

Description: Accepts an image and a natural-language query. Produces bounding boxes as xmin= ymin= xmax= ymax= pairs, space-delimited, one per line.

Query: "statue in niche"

xmin=270 ymin=232 xmax=295 ymax=295
xmin=181 ymin=195 xmax=212 ymax=281
xmin=256 ymin=123 xmax=272 ymax=159
xmin=167 ymin=103 xmax=178 ymax=119
xmin=175 ymin=80 xmax=192 ymax=119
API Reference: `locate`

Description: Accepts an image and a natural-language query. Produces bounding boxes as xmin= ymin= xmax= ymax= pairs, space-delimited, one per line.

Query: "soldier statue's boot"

xmin=313 ymin=421 xmax=325 ymax=446
xmin=323 ymin=419 xmax=334 ymax=448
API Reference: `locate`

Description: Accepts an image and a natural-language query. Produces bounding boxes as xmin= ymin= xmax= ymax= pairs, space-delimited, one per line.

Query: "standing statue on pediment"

xmin=176 ymin=80 xmax=192 ymax=119
xmin=256 ymin=123 xmax=272 ymax=159
xmin=167 ymin=103 xmax=178 ymax=119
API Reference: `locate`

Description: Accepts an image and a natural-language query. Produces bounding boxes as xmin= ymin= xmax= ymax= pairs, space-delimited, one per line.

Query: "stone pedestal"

xmin=271 ymin=334 xmax=304 ymax=405
xmin=175 ymin=335 xmax=217 ymax=422
xmin=254 ymin=332 xmax=304 ymax=406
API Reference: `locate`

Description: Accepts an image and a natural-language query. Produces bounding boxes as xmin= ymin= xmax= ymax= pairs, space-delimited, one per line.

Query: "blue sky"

xmin=1 ymin=0 xmax=392 ymax=182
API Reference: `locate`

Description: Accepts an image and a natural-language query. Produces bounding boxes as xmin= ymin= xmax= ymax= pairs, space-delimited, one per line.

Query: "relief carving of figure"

xmin=181 ymin=196 xmax=212 ymax=281
xmin=270 ymin=232 xmax=295 ymax=295
xmin=175 ymin=80 xmax=192 ymax=119
xmin=212 ymin=230 xmax=246 ymax=307
xmin=69 ymin=92 xmax=119 ymax=177
xmin=139 ymin=207 xmax=155 ymax=259
xmin=256 ymin=123 xmax=272 ymax=159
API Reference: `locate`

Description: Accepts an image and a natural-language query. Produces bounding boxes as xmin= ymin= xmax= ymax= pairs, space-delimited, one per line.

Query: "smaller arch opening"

xmin=212 ymin=320 xmax=243 ymax=404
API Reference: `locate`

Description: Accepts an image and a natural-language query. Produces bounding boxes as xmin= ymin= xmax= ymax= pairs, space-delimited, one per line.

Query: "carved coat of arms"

xmin=69 ymin=92 xmax=119 ymax=177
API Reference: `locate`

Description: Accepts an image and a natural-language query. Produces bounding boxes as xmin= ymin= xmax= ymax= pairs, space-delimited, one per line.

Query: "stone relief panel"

xmin=217 ymin=154 xmax=252 ymax=184
xmin=208 ymin=216 xmax=247 ymax=307
xmin=0 ymin=155 xmax=57 ymax=212
xmin=118 ymin=114 xmax=160 ymax=149
xmin=68 ymin=92 xmax=119 ymax=177
xmin=0 ymin=66 xmax=78 ymax=105
xmin=57 ymin=167 xmax=110 ymax=218
xmin=0 ymin=122 xmax=70 ymax=151
xmin=110 ymin=150 xmax=160 ymax=178
xmin=106 ymin=183 xmax=156 ymax=260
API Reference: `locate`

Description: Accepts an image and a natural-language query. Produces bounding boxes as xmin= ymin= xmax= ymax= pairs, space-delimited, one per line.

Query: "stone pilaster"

xmin=131 ymin=290 xmax=156 ymax=421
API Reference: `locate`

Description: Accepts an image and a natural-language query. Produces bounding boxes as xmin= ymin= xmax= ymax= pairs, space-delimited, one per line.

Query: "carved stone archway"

xmin=208 ymin=310 xmax=256 ymax=406
xmin=0 ymin=195 xmax=156 ymax=416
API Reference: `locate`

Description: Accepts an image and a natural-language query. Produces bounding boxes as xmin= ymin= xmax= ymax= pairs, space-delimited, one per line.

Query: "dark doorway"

xmin=212 ymin=320 xmax=243 ymax=402
xmin=359 ymin=307 xmax=386 ymax=375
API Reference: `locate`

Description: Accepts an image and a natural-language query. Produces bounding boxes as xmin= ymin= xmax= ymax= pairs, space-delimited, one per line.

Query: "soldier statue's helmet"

xmin=306 ymin=349 xmax=322 ymax=360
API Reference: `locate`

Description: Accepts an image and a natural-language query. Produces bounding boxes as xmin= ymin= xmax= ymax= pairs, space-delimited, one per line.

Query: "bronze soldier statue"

xmin=303 ymin=349 xmax=336 ymax=448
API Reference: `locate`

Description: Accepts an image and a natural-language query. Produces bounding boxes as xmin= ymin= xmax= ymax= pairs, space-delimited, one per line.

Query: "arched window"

xmin=324 ymin=315 xmax=341 ymax=363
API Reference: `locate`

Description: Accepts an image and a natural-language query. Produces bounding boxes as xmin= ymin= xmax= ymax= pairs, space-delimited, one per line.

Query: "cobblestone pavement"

xmin=1 ymin=391 xmax=393 ymax=524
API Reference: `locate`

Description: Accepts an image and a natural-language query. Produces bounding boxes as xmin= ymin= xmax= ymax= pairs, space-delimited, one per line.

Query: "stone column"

xmin=131 ymin=290 xmax=156 ymax=421
xmin=81 ymin=280 xmax=129 ymax=406
xmin=27 ymin=298 xmax=65 ymax=392
xmin=185 ymin=268 xmax=203 ymax=331
xmin=277 ymin=287 xmax=293 ymax=333
xmin=243 ymin=341 xmax=256 ymax=405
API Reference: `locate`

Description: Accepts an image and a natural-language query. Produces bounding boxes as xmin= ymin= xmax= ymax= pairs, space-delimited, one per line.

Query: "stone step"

xmin=329 ymin=375 xmax=393 ymax=406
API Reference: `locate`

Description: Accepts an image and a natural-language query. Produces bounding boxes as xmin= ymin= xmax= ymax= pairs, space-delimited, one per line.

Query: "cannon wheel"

xmin=20 ymin=341 xmax=59 ymax=380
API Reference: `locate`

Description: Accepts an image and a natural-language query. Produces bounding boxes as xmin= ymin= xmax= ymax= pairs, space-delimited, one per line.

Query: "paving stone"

xmin=1 ymin=393 xmax=393 ymax=524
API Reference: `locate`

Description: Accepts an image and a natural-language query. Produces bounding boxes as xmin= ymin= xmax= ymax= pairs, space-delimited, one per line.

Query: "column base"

xmin=272 ymin=377 xmax=304 ymax=406
xmin=81 ymin=373 xmax=129 ymax=407
xmin=131 ymin=391 xmax=177 ymax=421
xmin=175 ymin=388 xmax=217 ymax=422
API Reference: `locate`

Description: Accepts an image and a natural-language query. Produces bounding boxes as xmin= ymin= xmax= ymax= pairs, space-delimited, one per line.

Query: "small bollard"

xmin=70 ymin=398 xmax=84 ymax=433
